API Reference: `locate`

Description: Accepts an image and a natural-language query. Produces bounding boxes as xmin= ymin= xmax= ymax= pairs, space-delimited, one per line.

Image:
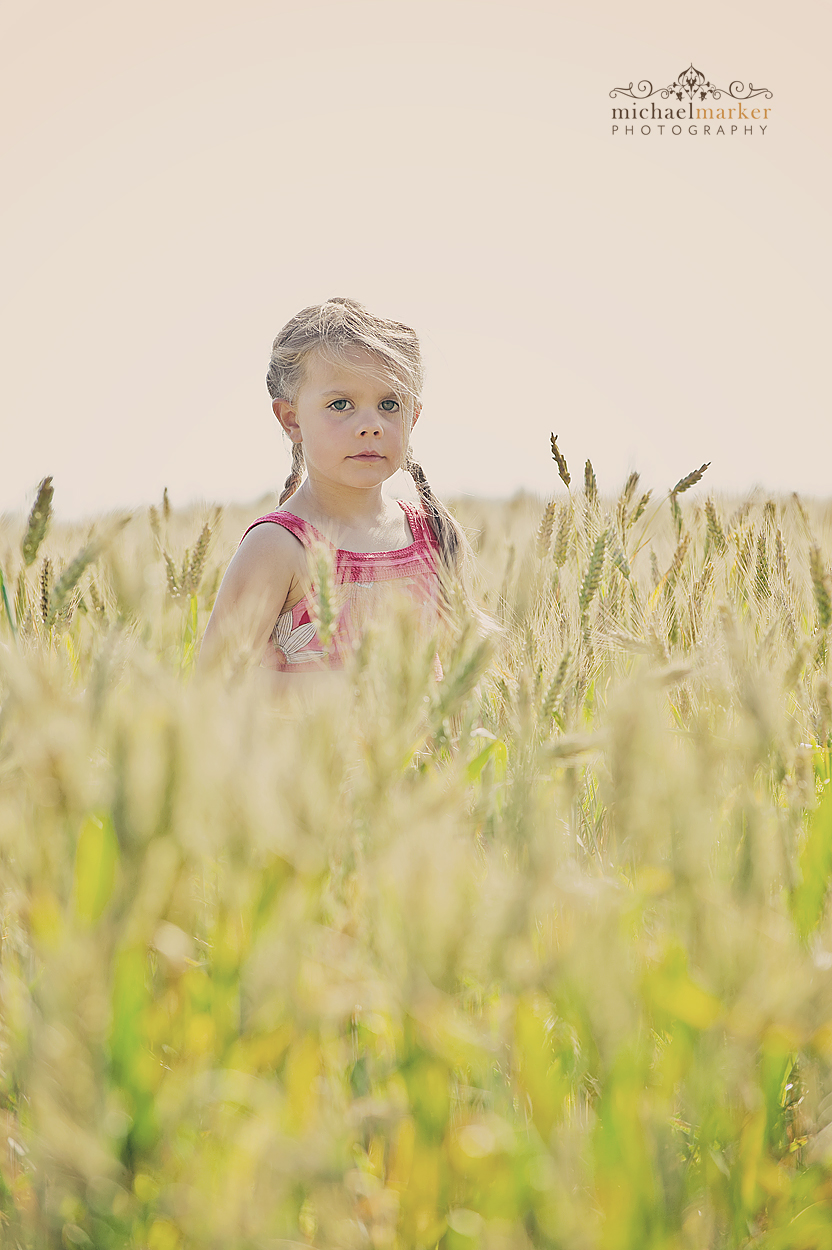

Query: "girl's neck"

xmin=287 ymin=477 xmax=391 ymax=532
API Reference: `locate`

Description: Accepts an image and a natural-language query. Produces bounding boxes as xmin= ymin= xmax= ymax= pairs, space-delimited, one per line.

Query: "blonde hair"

xmin=265 ymin=295 xmax=469 ymax=584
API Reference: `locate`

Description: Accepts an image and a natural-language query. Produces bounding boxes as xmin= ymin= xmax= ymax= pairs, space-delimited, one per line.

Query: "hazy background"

xmin=2 ymin=0 xmax=829 ymax=522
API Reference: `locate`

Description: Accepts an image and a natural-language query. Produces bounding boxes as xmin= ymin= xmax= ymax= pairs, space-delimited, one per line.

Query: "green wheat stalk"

xmin=541 ymin=649 xmax=571 ymax=722
xmin=579 ymin=529 xmax=607 ymax=620
xmin=0 ymin=565 xmax=17 ymax=644
xmin=45 ymin=542 xmax=101 ymax=628
xmin=21 ymin=476 xmax=54 ymax=567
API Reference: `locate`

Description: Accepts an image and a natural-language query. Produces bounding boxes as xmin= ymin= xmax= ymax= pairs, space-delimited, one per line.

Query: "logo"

xmin=610 ymin=63 xmax=773 ymax=137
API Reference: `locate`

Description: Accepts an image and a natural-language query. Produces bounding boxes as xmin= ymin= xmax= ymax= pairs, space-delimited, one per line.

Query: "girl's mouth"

xmin=350 ymin=452 xmax=383 ymax=459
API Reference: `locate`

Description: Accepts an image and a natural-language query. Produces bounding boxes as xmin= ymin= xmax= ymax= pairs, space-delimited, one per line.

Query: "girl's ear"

xmin=411 ymin=403 xmax=422 ymax=429
xmin=273 ymin=399 xmax=302 ymax=443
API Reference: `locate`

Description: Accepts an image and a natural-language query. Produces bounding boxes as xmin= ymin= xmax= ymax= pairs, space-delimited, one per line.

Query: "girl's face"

xmin=273 ymin=345 xmax=420 ymax=491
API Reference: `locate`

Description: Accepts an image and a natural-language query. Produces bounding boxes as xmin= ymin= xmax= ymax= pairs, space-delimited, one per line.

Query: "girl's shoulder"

xmin=235 ymin=512 xmax=312 ymax=574
xmin=239 ymin=509 xmax=322 ymax=548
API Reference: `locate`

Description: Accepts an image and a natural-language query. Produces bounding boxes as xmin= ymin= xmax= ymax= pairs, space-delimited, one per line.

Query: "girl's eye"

xmin=328 ymin=398 xmax=400 ymax=413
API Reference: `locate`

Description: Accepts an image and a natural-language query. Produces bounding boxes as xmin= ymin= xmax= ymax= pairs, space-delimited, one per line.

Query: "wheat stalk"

xmin=21 ymin=476 xmax=54 ymax=567
xmin=178 ymin=521 xmax=215 ymax=599
xmin=186 ymin=522 xmax=212 ymax=595
xmin=666 ymin=464 xmax=710 ymax=541
xmin=14 ymin=572 xmax=30 ymax=631
xmin=775 ymin=527 xmax=790 ymax=586
xmin=792 ymin=493 xmax=811 ymax=541
xmin=40 ymin=557 xmax=52 ymax=624
xmin=671 ymin=463 xmax=711 ymax=496
xmin=579 ymin=529 xmax=607 ymax=620
xmin=705 ymin=498 xmax=726 ymax=555
xmin=755 ymin=531 xmax=771 ymax=602
xmin=45 ymin=542 xmax=100 ymax=628
xmin=617 ymin=472 xmax=640 ymax=531
xmin=164 ymin=552 xmax=180 ymax=598
xmin=727 ymin=499 xmax=752 ymax=537
xmin=552 ymin=508 xmax=570 ymax=568
xmin=607 ymin=527 xmax=631 ymax=581
xmin=627 ymin=491 xmax=652 ymax=530
xmin=541 ymin=649 xmax=571 ymax=722
xmin=664 ymin=534 xmax=691 ymax=593
xmin=809 ymin=546 xmax=832 ymax=632
xmin=537 ymin=501 xmax=556 ymax=559
xmin=584 ymin=460 xmax=598 ymax=507
xmin=88 ymin=578 xmax=105 ymax=618
xmin=550 ymin=433 xmax=571 ymax=489
xmin=620 ymin=471 xmax=639 ymax=509
xmin=0 ymin=565 xmax=17 ymax=644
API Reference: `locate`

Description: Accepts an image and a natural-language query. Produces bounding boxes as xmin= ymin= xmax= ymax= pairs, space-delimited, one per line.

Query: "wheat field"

xmin=2 ymin=448 xmax=832 ymax=1250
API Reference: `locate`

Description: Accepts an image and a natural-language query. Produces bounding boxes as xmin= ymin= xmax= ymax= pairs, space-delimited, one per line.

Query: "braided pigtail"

xmin=406 ymin=452 xmax=499 ymax=648
xmin=406 ymin=453 xmax=461 ymax=574
xmin=278 ymin=442 xmax=305 ymax=505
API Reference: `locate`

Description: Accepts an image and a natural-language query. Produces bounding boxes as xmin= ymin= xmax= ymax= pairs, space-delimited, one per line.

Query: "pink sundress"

xmin=239 ymin=499 xmax=443 ymax=674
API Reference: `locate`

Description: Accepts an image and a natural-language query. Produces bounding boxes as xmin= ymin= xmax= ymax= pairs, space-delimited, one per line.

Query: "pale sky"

xmin=2 ymin=0 xmax=829 ymax=521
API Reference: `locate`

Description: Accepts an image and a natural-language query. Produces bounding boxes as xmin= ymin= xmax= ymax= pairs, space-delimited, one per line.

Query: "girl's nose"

xmin=357 ymin=410 xmax=383 ymax=435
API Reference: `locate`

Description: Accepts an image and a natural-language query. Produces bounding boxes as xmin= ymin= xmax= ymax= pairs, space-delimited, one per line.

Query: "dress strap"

xmin=239 ymin=511 xmax=328 ymax=548
xmin=241 ymin=503 xmax=438 ymax=552
xmin=398 ymin=499 xmax=438 ymax=549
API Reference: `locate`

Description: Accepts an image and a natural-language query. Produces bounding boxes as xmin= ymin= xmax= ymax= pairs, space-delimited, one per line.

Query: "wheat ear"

xmin=550 ymin=434 xmax=571 ymax=489
xmin=22 ymin=477 xmax=54 ymax=567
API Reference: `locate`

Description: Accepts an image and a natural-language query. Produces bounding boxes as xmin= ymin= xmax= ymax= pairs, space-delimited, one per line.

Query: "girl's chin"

xmin=345 ymin=460 xmax=391 ymax=476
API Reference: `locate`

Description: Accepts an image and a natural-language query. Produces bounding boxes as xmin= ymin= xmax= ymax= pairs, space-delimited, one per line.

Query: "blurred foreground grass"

xmin=2 ymin=460 xmax=832 ymax=1249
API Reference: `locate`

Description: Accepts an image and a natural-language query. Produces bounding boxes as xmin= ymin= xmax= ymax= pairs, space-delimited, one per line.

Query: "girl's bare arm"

xmin=197 ymin=524 xmax=301 ymax=676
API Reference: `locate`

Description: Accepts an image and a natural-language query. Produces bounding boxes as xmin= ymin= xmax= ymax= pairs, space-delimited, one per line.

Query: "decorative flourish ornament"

xmin=610 ymin=63 xmax=773 ymax=103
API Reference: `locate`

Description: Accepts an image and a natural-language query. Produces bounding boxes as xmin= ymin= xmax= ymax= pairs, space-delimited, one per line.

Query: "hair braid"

xmin=406 ymin=453 xmax=498 ymax=641
xmin=406 ymin=453 xmax=460 ymax=572
xmin=278 ymin=442 xmax=305 ymax=505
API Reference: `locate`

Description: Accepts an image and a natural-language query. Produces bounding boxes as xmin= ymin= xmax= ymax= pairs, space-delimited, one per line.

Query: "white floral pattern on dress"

xmin=271 ymin=612 xmax=327 ymax=665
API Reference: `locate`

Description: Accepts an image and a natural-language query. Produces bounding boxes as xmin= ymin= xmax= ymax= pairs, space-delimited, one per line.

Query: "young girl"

xmin=198 ymin=296 xmax=473 ymax=695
